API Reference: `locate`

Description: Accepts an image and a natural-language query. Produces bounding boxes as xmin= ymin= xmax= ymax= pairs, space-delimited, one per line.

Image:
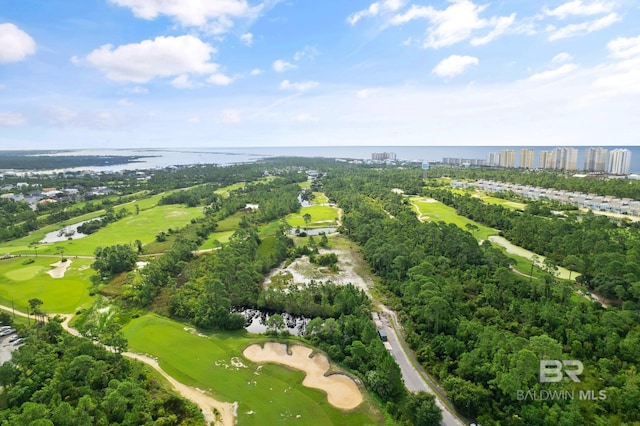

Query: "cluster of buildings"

xmin=443 ymin=148 xmax=633 ymax=175
xmin=453 ymin=179 xmax=640 ymax=216
xmin=0 ymin=184 xmax=114 ymax=210
xmin=371 ymin=152 xmax=397 ymax=162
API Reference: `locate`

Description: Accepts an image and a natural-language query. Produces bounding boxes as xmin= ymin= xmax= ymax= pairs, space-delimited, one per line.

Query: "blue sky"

xmin=1 ymin=0 xmax=639 ymax=149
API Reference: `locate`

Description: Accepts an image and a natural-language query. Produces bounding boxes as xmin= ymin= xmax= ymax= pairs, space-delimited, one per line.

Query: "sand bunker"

xmin=243 ymin=343 xmax=363 ymax=410
xmin=47 ymin=260 xmax=72 ymax=278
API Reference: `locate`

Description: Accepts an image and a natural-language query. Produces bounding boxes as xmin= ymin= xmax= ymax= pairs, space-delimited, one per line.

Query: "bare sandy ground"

xmin=265 ymin=248 xmax=372 ymax=297
xmin=243 ymin=342 xmax=363 ymax=410
xmin=47 ymin=260 xmax=72 ymax=278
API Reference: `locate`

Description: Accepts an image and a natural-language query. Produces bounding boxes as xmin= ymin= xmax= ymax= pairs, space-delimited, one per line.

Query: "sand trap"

xmin=47 ymin=260 xmax=72 ymax=278
xmin=243 ymin=343 xmax=363 ymax=410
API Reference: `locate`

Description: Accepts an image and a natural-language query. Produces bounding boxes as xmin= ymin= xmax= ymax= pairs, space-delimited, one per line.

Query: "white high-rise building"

xmin=552 ymin=147 xmax=578 ymax=170
xmin=608 ymin=149 xmax=632 ymax=175
xmin=584 ymin=148 xmax=608 ymax=172
xmin=487 ymin=152 xmax=501 ymax=167
xmin=539 ymin=151 xmax=554 ymax=169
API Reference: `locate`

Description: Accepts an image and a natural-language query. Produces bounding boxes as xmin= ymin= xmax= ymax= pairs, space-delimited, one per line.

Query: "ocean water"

xmin=40 ymin=146 xmax=640 ymax=174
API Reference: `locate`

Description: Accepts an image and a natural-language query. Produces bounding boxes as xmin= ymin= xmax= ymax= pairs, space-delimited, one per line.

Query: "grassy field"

xmin=286 ymin=205 xmax=339 ymax=228
xmin=123 ymin=314 xmax=385 ymax=426
xmin=409 ymin=197 xmax=497 ymax=241
xmin=0 ymin=256 xmax=95 ymax=313
xmin=474 ymin=193 xmax=526 ymax=210
xmin=214 ymin=182 xmax=246 ymax=198
xmin=312 ymin=192 xmax=329 ymax=204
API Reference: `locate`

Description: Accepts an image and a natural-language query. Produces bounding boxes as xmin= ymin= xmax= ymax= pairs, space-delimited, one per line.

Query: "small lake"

xmin=40 ymin=218 xmax=102 ymax=243
xmin=288 ymin=227 xmax=337 ymax=236
xmin=237 ymin=308 xmax=309 ymax=336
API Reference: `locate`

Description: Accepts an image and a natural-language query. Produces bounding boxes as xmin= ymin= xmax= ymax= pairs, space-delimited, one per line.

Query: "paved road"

xmin=378 ymin=305 xmax=466 ymax=426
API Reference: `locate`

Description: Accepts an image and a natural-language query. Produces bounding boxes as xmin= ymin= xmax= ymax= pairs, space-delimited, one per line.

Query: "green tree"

xmin=403 ymin=392 xmax=443 ymax=426
xmin=266 ymin=314 xmax=286 ymax=334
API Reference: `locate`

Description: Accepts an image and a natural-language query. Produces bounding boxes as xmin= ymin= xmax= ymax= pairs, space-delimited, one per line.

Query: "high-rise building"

xmin=371 ymin=152 xmax=396 ymax=161
xmin=551 ymin=147 xmax=578 ymax=170
xmin=487 ymin=152 xmax=501 ymax=167
xmin=519 ymin=149 xmax=534 ymax=169
xmin=539 ymin=150 xmax=554 ymax=169
xmin=584 ymin=147 xmax=608 ymax=172
xmin=608 ymin=149 xmax=632 ymax=175
xmin=500 ymin=150 xmax=515 ymax=168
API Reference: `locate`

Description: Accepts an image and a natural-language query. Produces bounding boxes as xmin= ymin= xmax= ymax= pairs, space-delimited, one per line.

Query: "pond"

xmin=40 ymin=218 xmax=103 ymax=243
xmin=236 ymin=308 xmax=309 ymax=336
xmin=288 ymin=227 xmax=337 ymax=236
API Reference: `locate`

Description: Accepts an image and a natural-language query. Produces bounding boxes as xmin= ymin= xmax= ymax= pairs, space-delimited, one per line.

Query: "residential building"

xmin=371 ymin=152 xmax=396 ymax=161
xmin=519 ymin=149 xmax=534 ymax=169
xmin=500 ymin=150 xmax=515 ymax=168
xmin=552 ymin=147 xmax=578 ymax=170
xmin=584 ymin=147 xmax=608 ymax=172
xmin=539 ymin=150 xmax=554 ymax=169
xmin=608 ymin=149 xmax=632 ymax=175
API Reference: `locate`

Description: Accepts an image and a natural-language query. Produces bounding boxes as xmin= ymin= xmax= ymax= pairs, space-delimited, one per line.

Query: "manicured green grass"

xmin=286 ymin=206 xmax=339 ymax=228
xmin=123 ymin=314 xmax=384 ymax=426
xmin=0 ymin=257 xmax=95 ymax=313
xmin=409 ymin=197 xmax=497 ymax=241
xmin=312 ymin=192 xmax=329 ymax=204
xmin=214 ymin=182 xmax=246 ymax=198
xmin=35 ymin=205 xmax=203 ymax=257
xmin=476 ymin=194 xmax=526 ymax=210
xmin=298 ymin=180 xmax=311 ymax=189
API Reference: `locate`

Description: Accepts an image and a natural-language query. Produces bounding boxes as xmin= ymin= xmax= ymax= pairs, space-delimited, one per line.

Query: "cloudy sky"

xmin=1 ymin=0 xmax=639 ymax=149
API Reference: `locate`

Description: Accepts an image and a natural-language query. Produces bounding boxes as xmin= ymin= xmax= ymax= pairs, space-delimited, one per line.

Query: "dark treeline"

xmin=426 ymin=188 xmax=640 ymax=304
xmin=427 ymin=166 xmax=640 ymax=199
xmin=322 ymin=167 xmax=640 ymax=425
xmin=0 ymin=153 xmax=149 ymax=170
xmin=0 ymin=318 xmax=202 ymax=425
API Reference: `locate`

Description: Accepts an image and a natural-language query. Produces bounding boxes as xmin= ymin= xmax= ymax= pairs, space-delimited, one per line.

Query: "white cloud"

xmin=208 ymin=73 xmax=233 ymax=86
xmin=357 ymin=88 xmax=378 ymax=98
xmin=280 ymin=80 xmax=319 ymax=92
xmin=548 ymin=12 xmax=620 ymax=41
xmin=250 ymin=68 xmax=263 ymax=76
xmin=348 ymin=0 xmax=404 ymax=25
xmin=294 ymin=46 xmax=319 ymax=61
xmin=127 ymin=86 xmax=149 ymax=94
xmin=273 ymin=59 xmax=296 ymax=72
xmin=47 ymin=107 xmax=78 ymax=126
xmin=0 ymin=112 xmax=26 ymax=126
xmin=390 ymin=0 xmax=514 ymax=49
xmin=109 ymin=0 xmax=261 ymax=33
xmin=471 ymin=14 xmax=515 ymax=46
xmin=117 ymin=98 xmax=133 ymax=106
xmin=240 ymin=32 xmax=253 ymax=46
xmin=86 ymin=35 xmax=219 ymax=83
xmin=171 ymin=74 xmax=195 ymax=88
xmin=553 ymin=52 xmax=574 ymax=63
xmin=432 ymin=55 xmax=478 ymax=77
xmin=527 ymin=63 xmax=578 ymax=82
xmin=592 ymin=60 xmax=640 ymax=96
xmin=294 ymin=113 xmax=319 ymax=123
xmin=545 ymin=0 xmax=615 ymax=19
xmin=220 ymin=109 xmax=241 ymax=124
xmin=0 ymin=23 xmax=36 ymax=63
xmin=607 ymin=34 xmax=640 ymax=59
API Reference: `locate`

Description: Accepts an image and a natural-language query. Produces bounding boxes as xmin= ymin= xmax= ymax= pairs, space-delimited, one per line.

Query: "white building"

xmin=608 ymin=149 xmax=632 ymax=175
xmin=584 ymin=147 xmax=608 ymax=172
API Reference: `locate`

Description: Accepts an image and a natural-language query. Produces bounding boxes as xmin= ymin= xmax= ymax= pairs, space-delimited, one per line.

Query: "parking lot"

xmin=0 ymin=327 xmax=22 ymax=364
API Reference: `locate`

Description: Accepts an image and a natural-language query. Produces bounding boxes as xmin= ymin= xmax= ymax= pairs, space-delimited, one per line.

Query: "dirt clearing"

xmin=243 ymin=342 xmax=363 ymax=410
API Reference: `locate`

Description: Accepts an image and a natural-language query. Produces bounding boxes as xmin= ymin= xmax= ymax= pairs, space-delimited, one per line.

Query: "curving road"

xmin=378 ymin=304 xmax=466 ymax=426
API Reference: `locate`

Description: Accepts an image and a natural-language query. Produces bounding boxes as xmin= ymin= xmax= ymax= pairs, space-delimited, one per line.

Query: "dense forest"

xmin=0 ymin=318 xmax=202 ymax=425
xmin=425 ymin=188 xmax=640 ymax=304
xmin=427 ymin=166 xmax=640 ymax=199
xmin=322 ymin=166 xmax=640 ymax=425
